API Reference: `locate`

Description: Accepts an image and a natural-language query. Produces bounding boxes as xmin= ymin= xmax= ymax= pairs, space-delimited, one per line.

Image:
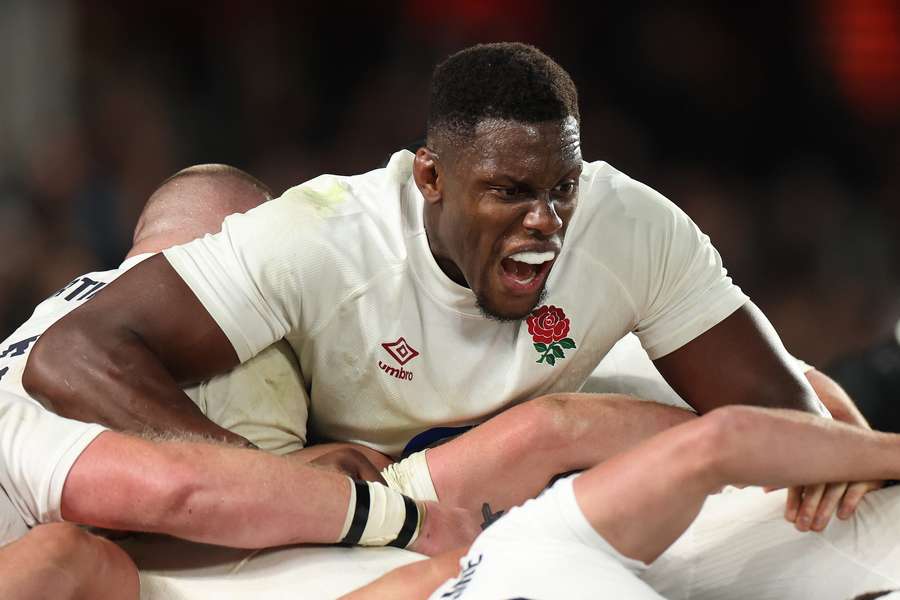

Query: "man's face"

xmin=426 ymin=117 xmax=582 ymax=320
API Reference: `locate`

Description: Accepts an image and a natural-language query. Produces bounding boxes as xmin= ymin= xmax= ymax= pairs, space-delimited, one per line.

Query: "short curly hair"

xmin=426 ymin=43 xmax=579 ymax=147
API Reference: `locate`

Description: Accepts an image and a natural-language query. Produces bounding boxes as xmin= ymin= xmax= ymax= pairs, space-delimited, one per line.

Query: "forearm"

xmin=25 ymin=315 xmax=246 ymax=444
xmin=427 ymin=393 xmax=695 ymax=513
xmin=806 ymin=368 xmax=869 ymax=427
xmin=571 ymin=405 xmax=900 ymax=564
xmin=655 ymin=303 xmax=825 ymax=416
xmin=61 ymin=431 xmax=348 ymax=547
xmin=712 ymin=405 xmax=900 ymax=488
xmin=341 ymin=546 xmax=468 ymax=600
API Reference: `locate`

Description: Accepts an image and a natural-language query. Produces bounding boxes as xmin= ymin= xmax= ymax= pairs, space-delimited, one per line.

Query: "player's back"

xmin=0 ymin=254 xmax=152 ymax=398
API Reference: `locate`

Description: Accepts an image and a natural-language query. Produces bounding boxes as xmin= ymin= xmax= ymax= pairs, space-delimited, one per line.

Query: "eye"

xmin=490 ymin=185 xmax=524 ymax=200
xmin=553 ymin=181 xmax=577 ymax=198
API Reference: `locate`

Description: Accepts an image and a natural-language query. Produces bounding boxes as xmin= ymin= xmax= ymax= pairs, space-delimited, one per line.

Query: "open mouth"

xmin=499 ymin=250 xmax=556 ymax=292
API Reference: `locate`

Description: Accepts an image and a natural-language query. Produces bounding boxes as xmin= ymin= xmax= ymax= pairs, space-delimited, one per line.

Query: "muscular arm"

xmin=23 ymin=254 xmax=245 ymax=443
xmin=61 ymin=430 xmax=350 ymax=548
xmin=62 ymin=431 xmax=476 ymax=554
xmin=573 ymin=405 xmax=900 ymax=564
xmin=654 ymin=302 xmax=823 ymax=415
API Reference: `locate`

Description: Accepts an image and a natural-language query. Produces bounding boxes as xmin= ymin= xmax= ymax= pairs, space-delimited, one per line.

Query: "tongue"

xmin=502 ymin=258 xmax=537 ymax=280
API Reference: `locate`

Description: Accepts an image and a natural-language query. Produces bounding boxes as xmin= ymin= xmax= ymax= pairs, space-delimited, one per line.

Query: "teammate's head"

xmin=128 ymin=164 xmax=272 ymax=258
xmin=415 ymin=43 xmax=582 ymax=321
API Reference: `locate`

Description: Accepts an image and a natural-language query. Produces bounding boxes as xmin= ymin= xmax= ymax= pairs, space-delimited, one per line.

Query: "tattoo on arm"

xmin=480 ymin=503 xmax=504 ymax=530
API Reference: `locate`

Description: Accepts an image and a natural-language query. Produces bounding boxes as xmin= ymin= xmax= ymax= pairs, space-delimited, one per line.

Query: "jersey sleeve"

xmin=0 ymin=393 xmax=106 ymax=527
xmin=607 ymin=175 xmax=749 ymax=359
xmin=163 ymin=178 xmax=348 ymax=362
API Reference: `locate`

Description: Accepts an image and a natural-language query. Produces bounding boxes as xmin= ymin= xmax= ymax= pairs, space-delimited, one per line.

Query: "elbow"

xmin=22 ymin=334 xmax=62 ymax=410
xmin=693 ymin=405 xmax=764 ymax=483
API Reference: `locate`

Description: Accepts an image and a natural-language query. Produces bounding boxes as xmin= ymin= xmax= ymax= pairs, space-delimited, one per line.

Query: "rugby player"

xmin=22 ymin=42 xmax=877 ymax=536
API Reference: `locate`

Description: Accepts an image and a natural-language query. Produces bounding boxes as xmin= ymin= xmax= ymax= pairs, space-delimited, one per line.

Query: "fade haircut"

xmin=426 ymin=42 xmax=579 ymax=148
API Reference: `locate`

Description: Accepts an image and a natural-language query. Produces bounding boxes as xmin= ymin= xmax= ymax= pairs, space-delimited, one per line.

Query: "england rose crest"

xmin=527 ymin=305 xmax=576 ymax=365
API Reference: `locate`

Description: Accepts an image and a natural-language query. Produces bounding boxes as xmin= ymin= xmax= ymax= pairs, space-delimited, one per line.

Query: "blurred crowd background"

xmin=1 ymin=1 xmax=898 ymax=424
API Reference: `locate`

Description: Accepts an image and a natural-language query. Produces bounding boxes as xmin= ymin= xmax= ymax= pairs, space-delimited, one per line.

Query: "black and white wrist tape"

xmin=339 ymin=478 xmax=425 ymax=548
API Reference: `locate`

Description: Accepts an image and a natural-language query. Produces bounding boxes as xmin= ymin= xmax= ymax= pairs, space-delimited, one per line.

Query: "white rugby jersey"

xmin=0 ymin=390 xmax=106 ymax=545
xmin=0 ymin=255 xmax=309 ymax=455
xmin=164 ymin=150 xmax=748 ymax=457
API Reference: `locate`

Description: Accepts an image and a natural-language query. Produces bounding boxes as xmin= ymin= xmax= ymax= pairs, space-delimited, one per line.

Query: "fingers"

xmin=786 ymin=480 xmax=884 ymax=531
xmin=790 ymin=484 xmax=825 ymax=531
xmin=810 ymin=482 xmax=848 ymax=531
xmin=838 ymin=480 xmax=883 ymax=520
xmin=307 ymin=448 xmax=388 ymax=483
xmin=784 ymin=486 xmax=803 ymax=523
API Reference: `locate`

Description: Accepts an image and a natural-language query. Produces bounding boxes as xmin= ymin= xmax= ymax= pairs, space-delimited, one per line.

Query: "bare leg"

xmin=427 ymin=393 xmax=696 ymax=514
xmin=0 ymin=523 xmax=139 ymax=600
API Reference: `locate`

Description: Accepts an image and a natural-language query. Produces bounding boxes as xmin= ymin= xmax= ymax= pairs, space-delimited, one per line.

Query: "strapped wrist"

xmin=339 ymin=478 xmax=424 ymax=548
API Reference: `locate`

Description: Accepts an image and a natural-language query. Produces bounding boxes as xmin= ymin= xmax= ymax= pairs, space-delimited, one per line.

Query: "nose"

xmin=523 ymin=196 xmax=563 ymax=237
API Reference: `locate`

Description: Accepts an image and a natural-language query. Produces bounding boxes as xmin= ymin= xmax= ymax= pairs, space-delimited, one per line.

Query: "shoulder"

xmin=568 ymin=161 xmax=689 ymax=264
xmin=278 ymin=150 xmax=413 ymax=218
xmin=238 ymin=151 xmax=413 ymax=244
xmin=576 ymin=160 xmax=683 ymax=229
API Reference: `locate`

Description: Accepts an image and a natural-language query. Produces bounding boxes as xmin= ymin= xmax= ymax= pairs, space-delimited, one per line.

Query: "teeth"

xmin=508 ymin=251 xmax=555 ymax=265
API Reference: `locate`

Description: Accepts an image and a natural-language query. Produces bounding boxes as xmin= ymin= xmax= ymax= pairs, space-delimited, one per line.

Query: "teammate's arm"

xmin=23 ymin=254 xmax=247 ymax=444
xmin=340 ymin=546 xmax=469 ymax=600
xmin=807 ymin=367 xmax=870 ymax=428
xmin=573 ymin=404 xmax=900 ymax=565
xmin=61 ymin=430 xmax=479 ymax=554
xmin=783 ymin=368 xmax=883 ymax=531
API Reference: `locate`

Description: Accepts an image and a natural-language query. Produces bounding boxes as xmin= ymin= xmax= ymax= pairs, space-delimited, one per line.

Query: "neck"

xmin=422 ymin=204 xmax=468 ymax=287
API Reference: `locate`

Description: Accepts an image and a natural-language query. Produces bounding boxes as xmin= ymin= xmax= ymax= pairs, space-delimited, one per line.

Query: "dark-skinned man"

xmin=24 ymin=42 xmax=877 ymax=558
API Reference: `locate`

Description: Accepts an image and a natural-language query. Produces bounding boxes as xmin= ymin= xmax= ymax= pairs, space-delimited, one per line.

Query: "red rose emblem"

xmin=527 ymin=305 xmax=576 ymax=366
xmin=527 ymin=305 xmax=570 ymax=344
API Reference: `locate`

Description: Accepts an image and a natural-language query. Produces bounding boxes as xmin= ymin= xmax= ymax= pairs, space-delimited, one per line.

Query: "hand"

xmin=307 ymin=447 xmax=386 ymax=483
xmin=784 ymin=480 xmax=884 ymax=532
xmin=408 ymin=501 xmax=481 ymax=557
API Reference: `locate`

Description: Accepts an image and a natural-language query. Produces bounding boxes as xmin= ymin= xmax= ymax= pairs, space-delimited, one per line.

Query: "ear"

xmin=413 ymin=147 xmax=443 ymax=205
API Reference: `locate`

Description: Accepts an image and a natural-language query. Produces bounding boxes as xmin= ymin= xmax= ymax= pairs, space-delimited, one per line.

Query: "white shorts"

xmin=643 ymin=485 xmax=900 ymax=600
xmin=428 ymin=476 xmax=662 ymax=599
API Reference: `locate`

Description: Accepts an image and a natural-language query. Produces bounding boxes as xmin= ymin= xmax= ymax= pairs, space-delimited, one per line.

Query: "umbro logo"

xmin=381 ymin=337 xmax=419 ymax=365
xmin=379 ymin=337 xmax=419 ymax=381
